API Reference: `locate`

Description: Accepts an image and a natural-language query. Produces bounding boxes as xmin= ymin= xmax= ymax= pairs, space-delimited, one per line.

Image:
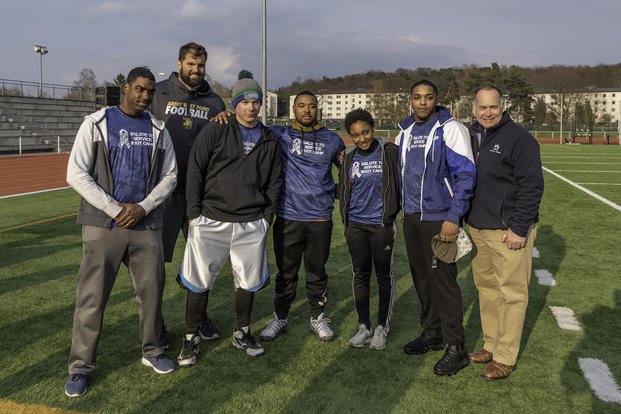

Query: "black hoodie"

xmin=467 ymin=112 xmax=544 ymax=237
xmin=186 ymin=117 xmax=283 ymax=224
xmin=150 ymin=73 xmax=226 ymax=192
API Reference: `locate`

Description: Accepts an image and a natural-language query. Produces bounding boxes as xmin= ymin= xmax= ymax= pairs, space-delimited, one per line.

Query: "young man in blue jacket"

xmin=396 ymin=80 xmax=476 ymax=376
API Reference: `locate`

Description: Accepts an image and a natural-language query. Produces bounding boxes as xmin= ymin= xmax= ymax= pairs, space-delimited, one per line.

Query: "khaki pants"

xmin=470 ymin=225 xmax=537 ymax=366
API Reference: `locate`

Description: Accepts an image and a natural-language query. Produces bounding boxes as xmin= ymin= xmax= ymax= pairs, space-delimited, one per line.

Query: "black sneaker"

xmin=177 ymin=334 xmax=200 ymax=368
xmin=199 ymin=317 xmax=222 ymax=341
xmin=433 ymin=343 xmax=470 ymax=376
xmin=232 ymin=329 xmax=265 ymax=357
xmin=403 ymin=331 xmax=445 ymax=355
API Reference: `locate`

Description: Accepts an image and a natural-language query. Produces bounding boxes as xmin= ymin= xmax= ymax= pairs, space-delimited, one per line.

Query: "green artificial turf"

xmin=0 ymin=144 xmax=620 ymax=413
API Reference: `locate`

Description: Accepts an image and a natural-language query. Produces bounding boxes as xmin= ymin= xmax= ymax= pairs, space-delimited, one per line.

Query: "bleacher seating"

xmin=0 ymin=96 xmax=95 ymax=153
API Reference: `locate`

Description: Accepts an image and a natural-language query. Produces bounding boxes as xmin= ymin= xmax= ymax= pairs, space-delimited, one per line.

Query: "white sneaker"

xmin=260 ymin=313 xmax=288 ymax=341
xmin=310 ymin=313 xmax=334 ymax=341
xmin=369 ymin=325 xmax=388 ymax=350
xmin=348 ymin=324 xmax=372 ymax=348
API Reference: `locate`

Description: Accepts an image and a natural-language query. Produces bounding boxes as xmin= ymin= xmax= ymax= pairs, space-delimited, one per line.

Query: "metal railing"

xmin=0 ymin=134 xmax=72 ymax=155
xmin=0 ymin=79 xmax=95 ymax=101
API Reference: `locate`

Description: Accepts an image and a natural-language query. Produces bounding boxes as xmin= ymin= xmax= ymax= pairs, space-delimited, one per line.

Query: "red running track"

xmin=0 ymin=153 xmax=69 ymax=197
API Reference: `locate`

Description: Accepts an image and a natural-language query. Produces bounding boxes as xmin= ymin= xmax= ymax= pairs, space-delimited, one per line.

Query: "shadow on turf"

xmin=0 ymin=217 xmax=81 ymax=268
xmin=0 ymin=288 xmax=137 ymax=360
xmin=0 ymin=264 xmax=77 ymax=295
xmin=521 ymin=224 xmax=563 ymax=360
xmin=562 ymin=289 xmax=621 ymax=412
xmin=0 ymin=285 xmax=163 ymax=403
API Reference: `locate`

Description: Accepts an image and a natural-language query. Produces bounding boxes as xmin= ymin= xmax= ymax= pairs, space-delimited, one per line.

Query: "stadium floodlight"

xmin=33 ymin=45 xmax=48 ymax=97
xmin=261 ymin=0 xmax=267 ymax=123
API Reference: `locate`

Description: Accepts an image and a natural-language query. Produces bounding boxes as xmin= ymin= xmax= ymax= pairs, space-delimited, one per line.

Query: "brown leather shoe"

xmin=469 ymin=349 xmax=493 ymax=364
xmin=481 ymin=360 xmax=514 ymax=380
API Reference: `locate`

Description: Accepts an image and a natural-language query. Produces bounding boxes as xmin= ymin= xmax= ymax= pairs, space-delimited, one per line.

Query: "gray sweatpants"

xmin=68 ymin=225 xmax=165 ymax=375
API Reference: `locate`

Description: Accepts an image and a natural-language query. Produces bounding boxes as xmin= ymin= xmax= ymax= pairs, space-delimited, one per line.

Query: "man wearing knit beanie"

xmin=231 ymin=69 xmax=263 ymax=109
xmin=176 ymin=70 xmax=282 ymax=365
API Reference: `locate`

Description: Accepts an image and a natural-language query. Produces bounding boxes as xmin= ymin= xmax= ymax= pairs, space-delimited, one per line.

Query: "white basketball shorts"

xmin=178 ymin=215 xmax=270 ymax=293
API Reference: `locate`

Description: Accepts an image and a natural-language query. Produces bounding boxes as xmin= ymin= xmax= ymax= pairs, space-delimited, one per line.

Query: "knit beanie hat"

xmin=231 ymin=70 xmax=263 ymax=108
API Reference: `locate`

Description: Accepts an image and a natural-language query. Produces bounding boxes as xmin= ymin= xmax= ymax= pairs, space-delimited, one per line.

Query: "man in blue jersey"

xmin=260 ymin=91 xmax=345 ymax=342
xmin=396 ymin=80 xmax=476 ymax=376
xmin=64 ymin=67 xmax=178 ymax=397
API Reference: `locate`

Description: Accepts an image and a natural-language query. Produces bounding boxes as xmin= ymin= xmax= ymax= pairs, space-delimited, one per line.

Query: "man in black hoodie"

xmin=176 ymin=71 xmax=282 ymax=366
xmin=150 ymin=42 xmax=226 ymax=344
xmin=467 ymin=86 xmax=543 ymax=380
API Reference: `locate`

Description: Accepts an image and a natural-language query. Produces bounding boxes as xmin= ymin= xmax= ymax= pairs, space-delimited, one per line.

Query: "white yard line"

xmin=542 ymin=167 xmax=621 ymax=212
xmin=543 ymin=162 xmax=621 ymax=165
xmin=551 ymin=170 xmax=621 ymax=173
xmin=549 ymin=306 xmax=582 ymax=331
xmin=532 ymin=247 xmax=540 ymax=258
xmin=535 ymin=269 xmax=556 ymax=286
xmin=576 ymin=183 xmax=621 ymax=186
xmin=542 ymin=156 xmax=621 ymax=159
xmin=0 ymin=186 xmax=70 ymax=199
xmin=578 ymin=358 xmax=621 ymax=404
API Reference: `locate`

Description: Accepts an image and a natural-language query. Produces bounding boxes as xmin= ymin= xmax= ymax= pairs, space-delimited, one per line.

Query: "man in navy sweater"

xmin=467 ymin=86 xmax=543 ymax=380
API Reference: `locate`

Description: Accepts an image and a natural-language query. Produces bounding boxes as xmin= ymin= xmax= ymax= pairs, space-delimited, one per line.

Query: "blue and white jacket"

xmin=395 ymin=106 xmax=476 ymax=224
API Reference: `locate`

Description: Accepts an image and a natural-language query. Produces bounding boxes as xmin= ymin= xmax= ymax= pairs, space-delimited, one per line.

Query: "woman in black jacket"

xmin=339 ymin=109 xmax=400 ymax=350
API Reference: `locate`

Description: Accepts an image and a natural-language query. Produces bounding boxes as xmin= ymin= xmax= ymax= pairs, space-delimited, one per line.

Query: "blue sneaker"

xmin=141 ymin=354 xmax=175 ymax=374
xmin=64 ymin=373 xmax=88 ymax=397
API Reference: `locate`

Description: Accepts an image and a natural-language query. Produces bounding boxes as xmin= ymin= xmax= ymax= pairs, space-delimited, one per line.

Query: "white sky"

xmin=1 ymin=0 xmax=620 ymax=89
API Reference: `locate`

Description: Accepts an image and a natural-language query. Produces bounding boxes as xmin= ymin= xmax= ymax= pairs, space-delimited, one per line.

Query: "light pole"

xmin=33 ymin=45 xmax=48 ymax=97
xmin=261 ymin=0 xmax=267 ymax=123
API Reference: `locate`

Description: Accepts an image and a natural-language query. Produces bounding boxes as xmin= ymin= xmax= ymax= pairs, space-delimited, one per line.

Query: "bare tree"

xmin=65 ymin=68 xmax=97 ymax=101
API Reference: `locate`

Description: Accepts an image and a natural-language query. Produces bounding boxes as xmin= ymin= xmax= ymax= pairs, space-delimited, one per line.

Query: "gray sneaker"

xmin=141 ymin=354 xmax=176 ymax=374
xmin=232 ymin=329 xmax=265 ymax=357
xmin=348 ymin=324 xmax=372 ymax=348
xmin=260 ymin=313 xmax=288 ymax=341
xmin=310 ymin=313 xmax=334 ymax=341
xmin=369 ymin=325 xmax=388 ymax=350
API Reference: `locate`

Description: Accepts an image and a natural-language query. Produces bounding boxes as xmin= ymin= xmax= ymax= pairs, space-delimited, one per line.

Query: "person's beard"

xmin=179 ymin=69 xmax=203 ymax=88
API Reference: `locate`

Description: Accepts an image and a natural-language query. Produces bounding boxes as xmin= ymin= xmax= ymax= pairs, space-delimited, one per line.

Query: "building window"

xmin=603 ymin=94 xmax=607 ymax=97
